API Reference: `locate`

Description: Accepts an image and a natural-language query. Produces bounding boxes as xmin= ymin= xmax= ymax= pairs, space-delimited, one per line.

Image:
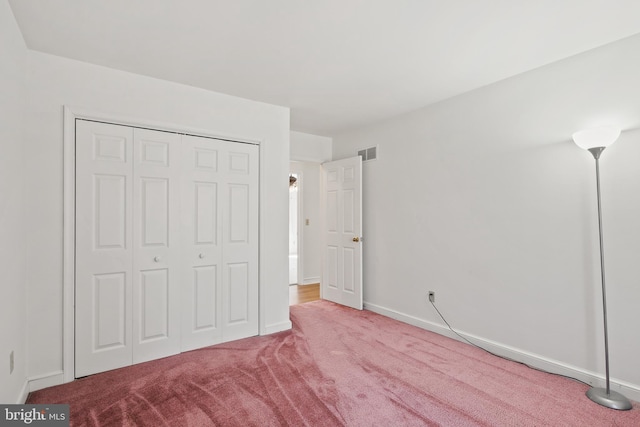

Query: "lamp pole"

xmin=584 ymin=146 xmax=632 ymax=411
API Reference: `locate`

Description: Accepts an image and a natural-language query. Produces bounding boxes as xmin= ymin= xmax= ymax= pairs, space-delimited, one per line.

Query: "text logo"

xmin=0 ymin=405 xmax=69 ymax=427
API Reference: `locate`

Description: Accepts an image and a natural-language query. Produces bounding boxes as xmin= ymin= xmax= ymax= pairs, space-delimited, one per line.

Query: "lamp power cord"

xmin=428 ymin=300 xmax=590 ymax=387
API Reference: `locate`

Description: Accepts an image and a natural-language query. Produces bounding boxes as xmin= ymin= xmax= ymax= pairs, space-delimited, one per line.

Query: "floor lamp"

xmin=572 ymin=126 xmax=632 ymax=411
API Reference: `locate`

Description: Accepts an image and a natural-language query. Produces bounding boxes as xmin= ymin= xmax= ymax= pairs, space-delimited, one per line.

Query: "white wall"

xmin=23 ymin=51 xmax=291 ymax=386
xmin=290 ymin=131 xmax=332 ymax=285
xmin=333 ymin=34 xmax=640 ymax=399
xmin=291 ymin=130 xmax=332 ymax=163
xmin=0 ymin=1 xmax=28 ymax=404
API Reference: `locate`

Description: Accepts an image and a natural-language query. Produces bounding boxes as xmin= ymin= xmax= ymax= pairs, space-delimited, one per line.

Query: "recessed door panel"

xmin=327 ymin=246 xmax=338 ymax=289
xmin=195 ymin=148 xmax=218 ymax=171
xmin=327 ymin=190 xmax=338 ymax=233
xmin=229 ymin=152 xmax=250 ymax=174
xmin=193 ymin=266 xmax=217 ymax=331
xmin=229 ymin=184 xmax=249 ymax=243
xmin=195 ymin=183 xmax=217 ymax=245
xmin=94 ymin=135 xmax=126 ymax=162
xmin=227 ymin=263 xmax=248 ymax=324
xmin=139 ymin=269 xmax=169 ymax=341
xmin=140 ymin=140 xmax=169 ymax=166
xmin=141 ymin=178 xmax=169 ymax=247
xmin=94 ymin=175 xmax=127 ymax=250
xmin=344 ymin=166 xmax=355 ymax=182
xmin=93 ymin=273 xmax=127 ymax=351
xmin=343 ymin=248 xmax=355 ymax=293
xmin=343 ymin=189 xmax=354 ymax=234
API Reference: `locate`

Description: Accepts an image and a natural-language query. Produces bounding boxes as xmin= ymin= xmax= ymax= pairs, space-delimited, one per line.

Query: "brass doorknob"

xmin=352 ymin=237 xmax=360 ymax=242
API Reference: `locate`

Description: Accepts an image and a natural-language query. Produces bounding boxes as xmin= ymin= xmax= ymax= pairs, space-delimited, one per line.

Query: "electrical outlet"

xmin=428 ymin=291 xmax=435 ymax=303
xmin=10 ymin=350 xmax=14 ymax=374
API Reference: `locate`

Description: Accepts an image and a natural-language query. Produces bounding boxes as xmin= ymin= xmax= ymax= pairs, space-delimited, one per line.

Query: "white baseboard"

xmin=262 ymin=320 xmax=292 ymax=335
xmin=364 ymin=301 xmax=640 ymax=403
xmin=17 ymin=379 xmax=29 ymax=403
xmin=303 ymin=277 xmax=320 ymax=285
xmin=28 ymin=371 xmax=64 ymax=393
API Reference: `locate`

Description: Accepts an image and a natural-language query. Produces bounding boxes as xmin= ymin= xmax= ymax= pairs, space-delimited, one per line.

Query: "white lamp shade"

xmin=572 ymin=126 xmax=620 ymax=150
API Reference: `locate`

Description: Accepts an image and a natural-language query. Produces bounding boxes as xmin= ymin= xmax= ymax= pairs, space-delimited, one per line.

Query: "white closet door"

xmin=221 ymin=142 xmax=259 ymax=341
xmin=180 ymin=135 xmax=224 ymax=351
xmin=75 ymin=120 xmax=134 ymax=377
xmin=76 ymin=121 xmax=259 ymax=377
xmin=132 ymin=128 xmax=182 ymax=363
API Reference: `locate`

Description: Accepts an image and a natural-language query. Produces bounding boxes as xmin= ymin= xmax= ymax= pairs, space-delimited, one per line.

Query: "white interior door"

xmin=321 ymin=156 xmax=363 ymax=309
xmin=180 ymin=134 xmax=224 ymax=351
xmin=75 ymin=120 xmax=134 ymax=376
xmin=132 ymin=128 xmax=181 ymax=364
xmin=221 ymin=142 xmax=259 ymax=341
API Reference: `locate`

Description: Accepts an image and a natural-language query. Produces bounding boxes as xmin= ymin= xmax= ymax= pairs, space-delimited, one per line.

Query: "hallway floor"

xmin=289 ymin=283 xmax=320 ymax=305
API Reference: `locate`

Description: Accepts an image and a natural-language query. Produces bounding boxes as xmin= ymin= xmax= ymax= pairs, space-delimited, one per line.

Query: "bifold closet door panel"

xmin=75 ymin=120 xmax=134 ymax=377
xmin=132 ymin=128 xmax=182 ymax=364
xmin=221 ymin=142 xmax=259 ymax=341
xmin=180 ymin=134 xmax=224 ymax=351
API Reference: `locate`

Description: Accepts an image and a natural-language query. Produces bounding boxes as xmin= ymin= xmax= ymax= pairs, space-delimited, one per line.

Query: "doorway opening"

xmin=289 ymin=173 xmax=299 ymax=285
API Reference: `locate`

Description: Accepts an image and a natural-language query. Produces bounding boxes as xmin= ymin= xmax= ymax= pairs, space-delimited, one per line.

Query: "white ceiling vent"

xmin=357 ymin=146 xmax=377 ymax=162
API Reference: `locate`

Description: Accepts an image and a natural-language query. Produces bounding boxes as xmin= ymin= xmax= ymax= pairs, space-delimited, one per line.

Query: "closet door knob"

xmin=154 ymin=256 xmax=161 ymax=262
xmin=199 ymin=253 xmax=205 ymax=259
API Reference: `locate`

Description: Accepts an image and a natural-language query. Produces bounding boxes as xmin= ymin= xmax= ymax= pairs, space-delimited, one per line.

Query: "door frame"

xmin=62 ymin=106 xmax=263 ymax=382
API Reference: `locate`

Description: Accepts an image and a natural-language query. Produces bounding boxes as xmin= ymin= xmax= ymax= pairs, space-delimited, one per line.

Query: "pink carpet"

xmin=28 ymin=300 xmax=640 ymax=426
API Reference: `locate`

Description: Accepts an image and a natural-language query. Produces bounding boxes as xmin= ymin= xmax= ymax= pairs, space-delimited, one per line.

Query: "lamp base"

xmin=586 ymin=387 xmax=632 ymax=410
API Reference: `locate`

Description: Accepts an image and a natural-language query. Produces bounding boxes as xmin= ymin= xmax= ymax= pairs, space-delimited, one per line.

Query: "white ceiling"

xmin=9 ymin=1 xmax=640 ymax=136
